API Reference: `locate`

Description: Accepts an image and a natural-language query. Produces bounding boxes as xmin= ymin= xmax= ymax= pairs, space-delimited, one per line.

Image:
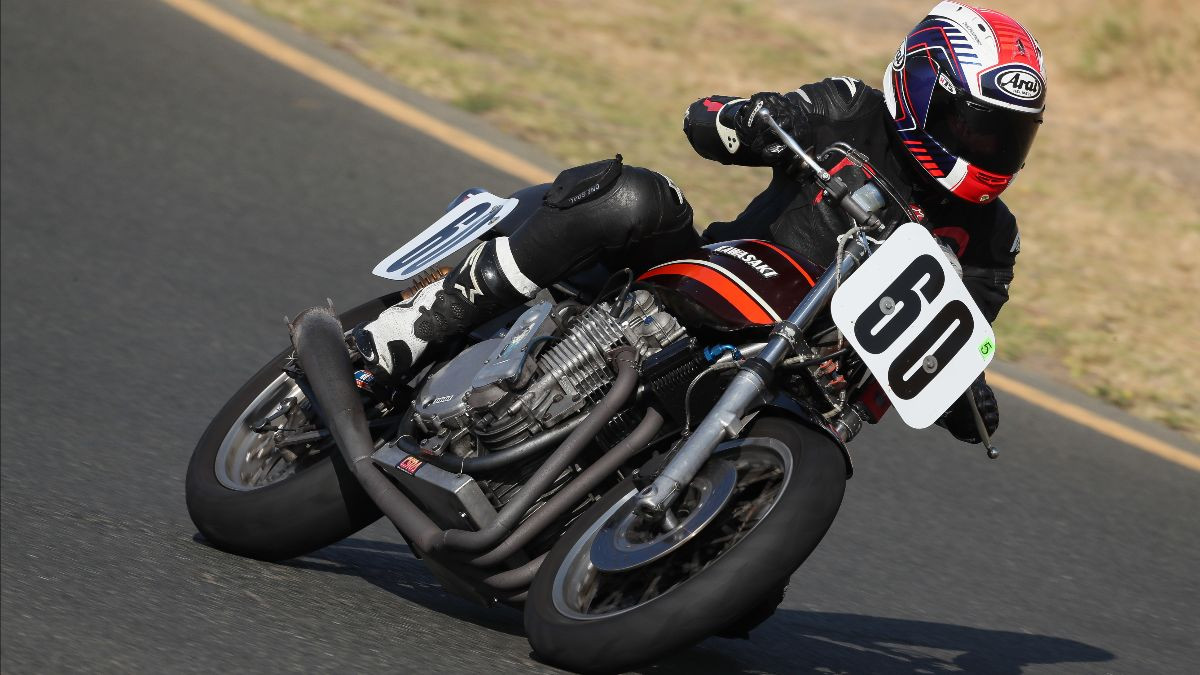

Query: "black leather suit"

xmin=508 ymin=77 xmax=1019 ymax=324
xmin=685 ymin=77 xmax=1020 ymax=322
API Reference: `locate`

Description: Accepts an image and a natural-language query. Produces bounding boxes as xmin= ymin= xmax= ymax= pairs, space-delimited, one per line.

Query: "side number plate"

xmin=373 ymin=191 xmax=519 ymax=281
xmin=831 ymin=223 xmax=995 ymax=428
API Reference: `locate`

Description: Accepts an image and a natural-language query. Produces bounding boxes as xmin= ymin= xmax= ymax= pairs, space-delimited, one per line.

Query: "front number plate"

xmin=831 ymin=223 xmax=995 ymax=428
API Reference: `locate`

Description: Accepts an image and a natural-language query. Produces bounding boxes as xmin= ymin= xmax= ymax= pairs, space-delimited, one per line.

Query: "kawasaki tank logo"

xmin=714 ymin=245 xmax=778 ymax=278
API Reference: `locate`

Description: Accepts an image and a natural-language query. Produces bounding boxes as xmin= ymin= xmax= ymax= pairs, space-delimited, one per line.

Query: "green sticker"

xmin=979 ymin=337 xmax=995 ymax=359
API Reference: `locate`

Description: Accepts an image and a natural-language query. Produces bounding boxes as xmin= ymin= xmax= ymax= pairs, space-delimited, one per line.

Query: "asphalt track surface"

xmin=2 ymin=1 xmax=1198 ymax=672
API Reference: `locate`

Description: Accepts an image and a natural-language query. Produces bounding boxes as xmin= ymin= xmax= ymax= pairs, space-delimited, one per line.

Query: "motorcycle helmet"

xmin=883 ymin=1 xmax=1046 ymax=203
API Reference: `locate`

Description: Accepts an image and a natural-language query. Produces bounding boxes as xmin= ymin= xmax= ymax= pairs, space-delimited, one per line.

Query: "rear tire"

xmin=185 ymin=293 xmax=404 ymax=562
xmin=524 ymin=416 xmax=846 ymax=673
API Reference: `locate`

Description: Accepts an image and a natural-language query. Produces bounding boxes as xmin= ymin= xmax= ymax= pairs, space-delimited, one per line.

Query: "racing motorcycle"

xmin=186 ymin=112 xmax=999 ymax=673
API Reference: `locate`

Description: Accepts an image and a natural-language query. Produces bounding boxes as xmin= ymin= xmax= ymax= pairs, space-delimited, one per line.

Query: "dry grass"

xmin=247 ymin=0 xmax=1200 ymax=438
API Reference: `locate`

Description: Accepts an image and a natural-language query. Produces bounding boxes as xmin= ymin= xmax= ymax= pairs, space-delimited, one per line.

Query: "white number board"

xmin=831 ymin=223 xmax=995 ymax=428
xmin=373 ymin=191 xmax=519 ymax=281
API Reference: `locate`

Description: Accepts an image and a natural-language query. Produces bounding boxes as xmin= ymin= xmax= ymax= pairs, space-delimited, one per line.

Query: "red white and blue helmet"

xmin=883 ymin=2 xmax=1046 ymax=203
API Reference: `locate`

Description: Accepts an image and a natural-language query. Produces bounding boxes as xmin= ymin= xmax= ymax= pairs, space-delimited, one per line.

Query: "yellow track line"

xmin=987 ymin=373 xmax=1200 ymax=471
xmin=159 ymin=0 xmax=555 ymax=186
xmin=161 ymin=0 xmax=1199 ymax=471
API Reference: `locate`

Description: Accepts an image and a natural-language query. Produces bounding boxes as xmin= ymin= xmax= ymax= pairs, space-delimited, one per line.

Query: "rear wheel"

xmin=185 ymin=294 xmax=404 ymax=562
xmin=524 ymin=416 xmax=846 ymax=673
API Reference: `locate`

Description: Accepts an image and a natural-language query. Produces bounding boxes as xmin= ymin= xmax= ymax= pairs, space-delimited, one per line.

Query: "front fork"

xmin=635 ymin=110 xmax=896 ymax=519
xmin=634 ymin=237 xmax=869 ymax=517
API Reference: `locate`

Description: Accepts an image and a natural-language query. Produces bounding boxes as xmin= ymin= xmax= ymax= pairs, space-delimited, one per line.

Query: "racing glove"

xmin=721 ymin=92 xmax=808 ymax=165
xmin=937 ymin=374 xmax=999 ymax=444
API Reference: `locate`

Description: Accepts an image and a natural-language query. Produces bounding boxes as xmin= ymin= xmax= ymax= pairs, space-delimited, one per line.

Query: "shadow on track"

xmin=280 ymin=536 xmax=527 ymax=638
xmin=645 ymin=609 xmax=1116 ymax=674
xmin=280 ymin=537 xmax=1115 ymax=674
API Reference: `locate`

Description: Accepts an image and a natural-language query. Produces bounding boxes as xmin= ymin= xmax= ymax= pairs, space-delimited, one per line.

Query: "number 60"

xmin=852 ymin=254 xmax=975 ymax=400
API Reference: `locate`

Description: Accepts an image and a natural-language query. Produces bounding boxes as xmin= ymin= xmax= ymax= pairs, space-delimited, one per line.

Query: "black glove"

xmin=937 ymin=374 xmax=999 ymax=444
xmin=722 ymin=92 xmax=808 ymax=165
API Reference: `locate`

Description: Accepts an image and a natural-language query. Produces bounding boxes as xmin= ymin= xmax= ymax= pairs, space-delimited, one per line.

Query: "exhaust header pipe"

xmin=290 ymin=305 xmax=644 ymax=569
xmin=289 ymin=305 xmax=445 ymax=552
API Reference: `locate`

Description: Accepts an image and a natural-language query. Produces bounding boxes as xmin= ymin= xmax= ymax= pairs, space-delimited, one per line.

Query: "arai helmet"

xmin=883 ymin=2 xmax=1046 ymax=203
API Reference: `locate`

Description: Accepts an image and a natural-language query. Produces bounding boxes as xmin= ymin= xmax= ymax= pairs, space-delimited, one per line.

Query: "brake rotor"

xmin=589 ymin=457 xmax=738 ymax=573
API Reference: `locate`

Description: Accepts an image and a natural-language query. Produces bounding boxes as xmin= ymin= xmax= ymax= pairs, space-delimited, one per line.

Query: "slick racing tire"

xmin=525 ymin=416 xmax=846 ymax=673
xmin=185 ymin=293 xmax=404 ymax=562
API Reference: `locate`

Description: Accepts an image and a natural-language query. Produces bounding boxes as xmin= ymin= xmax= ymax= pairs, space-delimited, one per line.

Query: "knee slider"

xmin=544 ymin=155 xmax=624 ymax=209
xmin=534 ymin=158 xmax=693 ymax=252
xmin=621 ymin=166 xmax=693 ymax=238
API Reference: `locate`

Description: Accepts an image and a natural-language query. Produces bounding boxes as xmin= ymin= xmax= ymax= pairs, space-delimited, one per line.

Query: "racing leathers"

xmin=686 ymin=78 xmax=1019 ymax=325
xmin=684 ymin=77 xmax=1015 ymax=442
xmin=356 ymin=76 xmax=1012 ymax=442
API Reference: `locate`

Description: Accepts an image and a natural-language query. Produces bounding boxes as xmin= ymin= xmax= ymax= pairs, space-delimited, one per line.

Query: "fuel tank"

xmin=637 ymin=239 xmax=824 ymax=331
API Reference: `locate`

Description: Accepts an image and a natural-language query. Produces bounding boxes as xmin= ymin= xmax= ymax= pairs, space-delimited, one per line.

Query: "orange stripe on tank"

xmin=639 ymin=263 xmax=774 ymax=324
xmin=745 ymin=240 xmax=817 ymax=286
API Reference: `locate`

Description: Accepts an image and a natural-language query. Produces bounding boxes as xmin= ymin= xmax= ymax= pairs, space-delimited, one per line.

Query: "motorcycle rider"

xmin=352 ymin=1 xmax=1045 ymax=444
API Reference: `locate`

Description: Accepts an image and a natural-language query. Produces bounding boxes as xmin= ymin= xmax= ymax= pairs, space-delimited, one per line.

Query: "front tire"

xmin=524 ymin=416 xmax=846 ymax=673
xmin=185 ymin=293 xmax=404 ymax=562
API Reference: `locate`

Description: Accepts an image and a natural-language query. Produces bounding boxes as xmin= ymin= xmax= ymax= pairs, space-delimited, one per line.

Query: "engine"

xmin=410 ymin=289 xmax=685 ymax=459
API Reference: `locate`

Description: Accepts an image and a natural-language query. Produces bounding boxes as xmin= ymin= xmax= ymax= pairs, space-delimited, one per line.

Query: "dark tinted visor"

xmin=925 ymin=83 xmax=1042 ymax=175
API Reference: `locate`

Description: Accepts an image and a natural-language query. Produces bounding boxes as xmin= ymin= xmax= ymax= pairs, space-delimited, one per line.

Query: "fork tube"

xmin=634 ymin=242 xmax=866 ymax=517
xmin=758 ymin=246 xmax=864 ymax=366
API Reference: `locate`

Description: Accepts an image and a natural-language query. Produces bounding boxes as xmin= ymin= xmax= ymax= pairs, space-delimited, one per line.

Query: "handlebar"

xmin=756 ymin=108 xmax=887 ymax=234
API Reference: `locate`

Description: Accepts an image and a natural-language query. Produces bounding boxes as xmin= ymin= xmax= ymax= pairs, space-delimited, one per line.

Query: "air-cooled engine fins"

xmin=535 ymin=305 xmax=624 ymax=404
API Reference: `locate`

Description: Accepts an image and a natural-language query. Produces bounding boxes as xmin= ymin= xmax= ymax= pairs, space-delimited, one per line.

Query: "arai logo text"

xmin=995 ymin=68 xmax=1042 ymax=100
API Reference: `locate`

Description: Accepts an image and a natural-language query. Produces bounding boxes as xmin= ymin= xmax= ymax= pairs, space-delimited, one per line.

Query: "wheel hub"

xmin=215 ymin=372 xmax=311 ymax=491
xmin=589 ymin=457 xmax=738 ymax=573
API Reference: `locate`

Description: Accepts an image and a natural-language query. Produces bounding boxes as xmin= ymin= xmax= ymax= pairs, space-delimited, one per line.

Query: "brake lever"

xmin=756 ymin=109 xmax=829 ymax=181
xmin=757 ymin=109 xmax=886 ymax=235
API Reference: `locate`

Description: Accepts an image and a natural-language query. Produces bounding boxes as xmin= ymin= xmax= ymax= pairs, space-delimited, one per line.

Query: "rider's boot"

xmin=351 ymin=238 xmax=538 ymax=383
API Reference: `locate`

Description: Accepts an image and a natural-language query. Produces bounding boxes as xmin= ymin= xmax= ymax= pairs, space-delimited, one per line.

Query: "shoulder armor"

xmin=791 ymin=77 xmax=880 ymax=121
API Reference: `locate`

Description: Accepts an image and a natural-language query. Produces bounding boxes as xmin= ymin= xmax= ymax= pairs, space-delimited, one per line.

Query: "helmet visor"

xmin=925 ymin=83 xmax=1043 ymax=175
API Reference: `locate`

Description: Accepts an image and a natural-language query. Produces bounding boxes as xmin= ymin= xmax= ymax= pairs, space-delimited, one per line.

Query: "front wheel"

xmin=524 ymin=416 xmax=846 ymax=673
xmin=185 ymin=294 xmax=404 ymax=562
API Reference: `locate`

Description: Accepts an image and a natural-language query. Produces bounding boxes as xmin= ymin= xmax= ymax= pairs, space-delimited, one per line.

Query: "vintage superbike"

xmin=186 ymin=112 xmax=999 ymax=672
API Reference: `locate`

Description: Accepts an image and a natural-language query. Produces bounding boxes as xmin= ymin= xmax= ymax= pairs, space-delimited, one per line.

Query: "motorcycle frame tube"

xmin=634 ymin=237 xmax=867 ymax=517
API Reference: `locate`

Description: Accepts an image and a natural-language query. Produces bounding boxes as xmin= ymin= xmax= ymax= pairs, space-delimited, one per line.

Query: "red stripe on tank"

xmin=638 ymin=263 xmax=775 ymax=325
